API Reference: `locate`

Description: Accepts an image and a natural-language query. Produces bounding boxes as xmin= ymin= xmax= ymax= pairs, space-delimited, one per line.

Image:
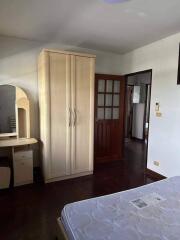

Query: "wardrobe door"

xmin=49 ymin=52 xmax=71 ymax=178
xmin=71 ymin=55 xmax=95 ymax=174
xmin=38 ymin=51 xmax=50 ymax=180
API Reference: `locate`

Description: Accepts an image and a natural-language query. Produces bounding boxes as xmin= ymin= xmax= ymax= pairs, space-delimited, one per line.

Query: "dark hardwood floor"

xmin=0 ymin=140 xmax=153 ymax=240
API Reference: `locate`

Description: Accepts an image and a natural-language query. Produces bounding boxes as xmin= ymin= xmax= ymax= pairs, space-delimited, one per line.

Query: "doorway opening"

xmin=124 ymin=69 xmax=152 ymax=171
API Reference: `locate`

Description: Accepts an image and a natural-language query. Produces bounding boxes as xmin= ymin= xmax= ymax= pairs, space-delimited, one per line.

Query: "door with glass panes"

xmin=94 ymin=74 xmax=125 ymax=163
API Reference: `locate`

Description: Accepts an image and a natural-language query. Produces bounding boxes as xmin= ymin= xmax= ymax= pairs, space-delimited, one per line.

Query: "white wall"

xmin=121 ymin=32 xmax=180 ymax=177
xmin=1 ymin=32 xmax=180 ymax=177
xmin=0 ymin=35 xmax=122 ymax=166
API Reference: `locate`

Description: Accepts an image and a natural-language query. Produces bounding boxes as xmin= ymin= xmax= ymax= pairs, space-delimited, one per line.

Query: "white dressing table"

xmin=0 ymin=138 xmax=37 ymax=148
xmin=0 ymin=85 xmax=37 ymax=188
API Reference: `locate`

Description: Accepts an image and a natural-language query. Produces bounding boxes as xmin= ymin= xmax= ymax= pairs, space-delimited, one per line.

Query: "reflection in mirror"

xmin=0 ymin=85 xmax=16 ymax=134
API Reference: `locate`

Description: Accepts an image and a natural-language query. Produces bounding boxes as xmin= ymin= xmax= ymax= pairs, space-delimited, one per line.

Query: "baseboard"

xmin=131 ymin=137 xmax=144 ymax=142
xmin=45 ymin=171 xmax=93 ymax=184
xmin=14 ymin=180 xmax=33 ymax=187
xmin=146 ymin=168 xmax=166 ymax=181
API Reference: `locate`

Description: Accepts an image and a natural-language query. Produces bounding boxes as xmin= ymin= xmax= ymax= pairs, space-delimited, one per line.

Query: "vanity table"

xmin=0 ymin=85 xmax=37 ymax=188
xmin=0 ymin=138 xmax=37 ymax=187
xmin=0 ymin=138 xmax=37 ymax=148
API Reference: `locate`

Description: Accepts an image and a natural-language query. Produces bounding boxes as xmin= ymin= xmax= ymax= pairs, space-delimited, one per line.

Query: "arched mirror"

xmin=0 ymin=84 xmax=30 ymax=138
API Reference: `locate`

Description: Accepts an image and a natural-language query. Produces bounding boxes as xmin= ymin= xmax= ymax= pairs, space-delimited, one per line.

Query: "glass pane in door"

xmin=105 ymin=94 xmax=112 ymax=106
xmin=98 ymin=94 xmax=104 ymax=106
xmin=113 ymin=94 xmax=119 ymax=106
xmin=105 ymin=108 xmax=112 ymax=119
xmin=97 ymin=108 xmax=104 ymax=120
xmin=98 ymin=80 xmax=105 ymax=92
xmin=114 ymin=81 xmax=120 ymax=93
xmin=106 ymin=80 xmax=113 ymax=92
xmin=113 ymin=108 xmax=119 ymax=119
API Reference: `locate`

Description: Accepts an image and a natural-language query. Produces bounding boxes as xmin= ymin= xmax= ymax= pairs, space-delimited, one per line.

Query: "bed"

xmin=57 ymin=176 xmax=180 ymax=240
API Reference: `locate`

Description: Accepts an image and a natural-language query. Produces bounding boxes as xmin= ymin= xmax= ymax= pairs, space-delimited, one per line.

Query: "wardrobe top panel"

xmin=40 ymin=49 xmax=96 ymax=58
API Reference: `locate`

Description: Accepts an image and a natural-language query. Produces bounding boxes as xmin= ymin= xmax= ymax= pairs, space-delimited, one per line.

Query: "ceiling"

xmin=0 ymin=0 xmax=180 ymax=53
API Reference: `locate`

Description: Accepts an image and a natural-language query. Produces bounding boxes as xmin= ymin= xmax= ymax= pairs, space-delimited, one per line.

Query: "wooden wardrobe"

xmin=38 ymin=49 xmax=96 ymax=183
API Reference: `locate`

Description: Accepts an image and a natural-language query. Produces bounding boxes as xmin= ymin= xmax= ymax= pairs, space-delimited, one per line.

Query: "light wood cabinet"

xmin=38 ymin=49 xmax=95 ymax=183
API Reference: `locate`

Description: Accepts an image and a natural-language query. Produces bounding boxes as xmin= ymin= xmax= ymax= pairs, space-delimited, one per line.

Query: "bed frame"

xmin=56 ymin=218 xmax=68 ymax=240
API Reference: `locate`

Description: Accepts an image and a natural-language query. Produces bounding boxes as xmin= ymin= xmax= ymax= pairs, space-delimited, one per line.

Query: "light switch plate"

xmin=155 ymin=102 xmax=160 ymax=112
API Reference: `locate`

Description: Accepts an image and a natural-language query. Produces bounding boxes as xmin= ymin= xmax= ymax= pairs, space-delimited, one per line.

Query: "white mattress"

xmin=61 ymin=176 xmax=180 ymax=240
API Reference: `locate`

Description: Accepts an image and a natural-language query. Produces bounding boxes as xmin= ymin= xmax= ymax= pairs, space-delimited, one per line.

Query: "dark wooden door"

xmin=94 ymin=74 xmax=125 ymax=164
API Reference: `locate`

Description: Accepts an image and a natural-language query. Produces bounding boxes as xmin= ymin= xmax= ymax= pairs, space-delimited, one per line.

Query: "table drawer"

xmin=14 ymin=150 xmax=32 ymax=161
xmin=14 ymin=150 xmax=33 ymax=186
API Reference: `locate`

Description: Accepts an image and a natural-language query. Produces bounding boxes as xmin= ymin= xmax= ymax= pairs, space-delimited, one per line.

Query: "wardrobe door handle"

xmin=73 ymin=108 xmax=77 ymax=127
xmin=69 ymin=108 xmax=71 ymax=127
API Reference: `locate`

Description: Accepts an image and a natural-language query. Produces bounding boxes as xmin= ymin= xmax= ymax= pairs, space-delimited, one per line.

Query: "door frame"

xmin=94 ymin=73 xmax=126 ymax=164
xmin=124 ymin=69 xmax=152 ymax=168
